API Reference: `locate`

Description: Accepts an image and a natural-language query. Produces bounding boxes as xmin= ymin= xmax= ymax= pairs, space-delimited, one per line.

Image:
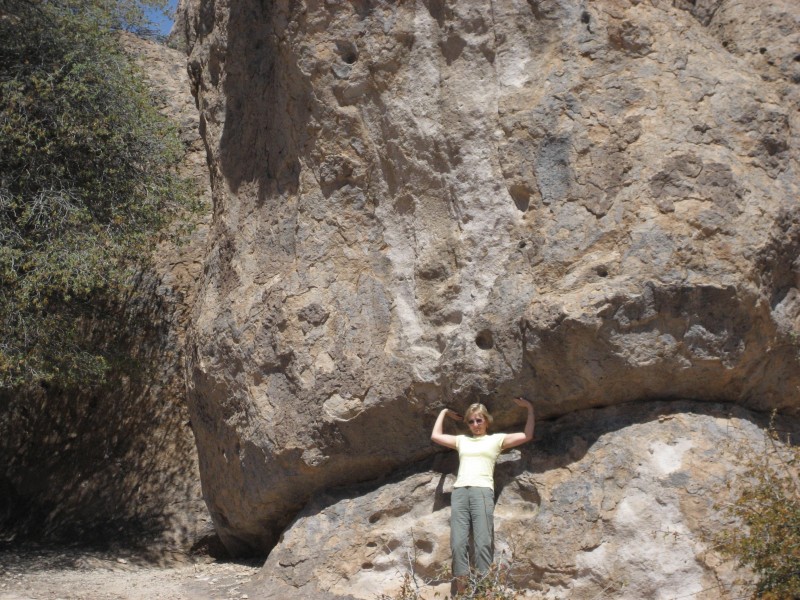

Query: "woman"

xmin=431 ymin=397 xmax=535 ymax=586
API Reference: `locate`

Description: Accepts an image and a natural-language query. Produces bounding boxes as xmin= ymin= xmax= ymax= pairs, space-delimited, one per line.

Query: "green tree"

xmin=0 ymin=0 xmax=194 ymax=388
xmin=717 ymin=417 xmax=800 ymax=599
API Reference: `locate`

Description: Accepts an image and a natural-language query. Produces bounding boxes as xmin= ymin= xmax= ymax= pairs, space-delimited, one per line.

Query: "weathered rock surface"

xmin=177 ymin=0 xmax=800 ymax=557
xmin=255 ymin=402 xmax=792 ymax=599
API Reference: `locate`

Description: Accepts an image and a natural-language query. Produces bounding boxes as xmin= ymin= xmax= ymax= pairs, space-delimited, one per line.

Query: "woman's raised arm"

xmin=431 ymin=408 xmax=462 ymax=449
xmin=502 ymin=397 xmax=535 ymax=449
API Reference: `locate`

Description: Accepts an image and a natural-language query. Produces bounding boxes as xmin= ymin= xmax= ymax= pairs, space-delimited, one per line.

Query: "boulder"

xmin=253 ymin=402 xmax=794 ymax=599
xmin=176 ymin=0 xmax=800 ymax=554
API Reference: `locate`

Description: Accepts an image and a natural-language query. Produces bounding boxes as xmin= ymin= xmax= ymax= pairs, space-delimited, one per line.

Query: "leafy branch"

xmin=0 ymin=0 xmax=198 ymax=389
xmin=715 ymin=412 xmax=800 ymax=599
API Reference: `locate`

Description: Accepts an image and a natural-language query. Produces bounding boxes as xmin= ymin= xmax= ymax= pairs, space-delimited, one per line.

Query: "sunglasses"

xmin=467 ymin=418 xmax=484 ymax=425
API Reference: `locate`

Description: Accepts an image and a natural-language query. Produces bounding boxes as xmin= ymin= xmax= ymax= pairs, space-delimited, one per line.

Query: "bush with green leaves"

xmin=716 ymin=416 xmax=800 ymax=599
xmin=0 ymin=0 xmax=193 ymax=388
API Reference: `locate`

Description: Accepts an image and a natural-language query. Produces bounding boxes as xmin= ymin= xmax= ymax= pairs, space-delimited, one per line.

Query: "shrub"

xmin=0 ymin=0 xmax=195 ymax=388
xmin=456 ymin=563 xmax=517 ymax=599
xmin=716 ymin=415 xmax=800 ymax=599
xmin=378 ymin=562 xmax=517 ymax=600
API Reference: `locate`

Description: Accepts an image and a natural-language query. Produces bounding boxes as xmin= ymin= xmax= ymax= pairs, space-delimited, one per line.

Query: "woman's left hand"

xmin=513 ymin=396 xmax=533 ymax=409
xmin=502 ymin=397 xmax=536 ymax=449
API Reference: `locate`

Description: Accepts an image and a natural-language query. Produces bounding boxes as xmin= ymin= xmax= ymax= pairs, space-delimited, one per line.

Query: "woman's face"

xmin=465 ymin=411 xmax=488 ymax=436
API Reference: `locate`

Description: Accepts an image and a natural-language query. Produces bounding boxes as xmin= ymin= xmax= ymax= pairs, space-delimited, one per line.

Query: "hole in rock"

xmin=361 ymin=562 xmax=374 ymax=570
xmin=337 ymin=40 xmax=358 ymax=64
xmin=794 ymin=54 xmax=800 ymax=62
xmin=596 ymin=265 xmax=609 ymax=277
xmin=759 ymin=47 xmax=767 ymax=54
xmin=509 ymin=184 xmax=531 ymax=212
xmin=762 ymin=137 xmax=787 ymax=156
xmin=414 ymin=539 xmax=434 ymax=553
xmin=368 ymin=513 xmax=381 ymax=524
xmin=366 ymin=541 xmax=378 ymax=548
xmin=580 ymin=11 xmax=590 ymax=23
xmin=475 ymin=330 xmax=494 ymax=350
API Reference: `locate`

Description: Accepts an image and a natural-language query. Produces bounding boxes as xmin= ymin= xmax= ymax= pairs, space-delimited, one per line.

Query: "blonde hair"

xmin=464 ymin=403 xmax=493 ymax=426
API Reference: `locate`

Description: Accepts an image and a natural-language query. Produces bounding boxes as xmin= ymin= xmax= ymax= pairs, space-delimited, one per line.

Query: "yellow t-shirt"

xmin=453 ymin=433 xmax=506 ymax=490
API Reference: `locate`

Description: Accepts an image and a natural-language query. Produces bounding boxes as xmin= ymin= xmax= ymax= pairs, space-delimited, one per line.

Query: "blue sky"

xmin=145 ymin=0 xmax=178 ymax=36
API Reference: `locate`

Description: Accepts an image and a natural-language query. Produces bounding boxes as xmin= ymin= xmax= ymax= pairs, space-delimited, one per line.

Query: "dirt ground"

xmin=0 ymin=546 xmax=264 ymax=600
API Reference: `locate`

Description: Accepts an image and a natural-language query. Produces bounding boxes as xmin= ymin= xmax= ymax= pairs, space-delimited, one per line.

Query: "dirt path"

xmin=0 ymin=547 xmax=263 ymax=600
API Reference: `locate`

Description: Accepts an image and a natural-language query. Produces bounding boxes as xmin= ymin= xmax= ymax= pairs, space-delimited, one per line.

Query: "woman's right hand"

xmin=432 ymin=408 xmax=460 ymax=449
xmin=444 ymin=409 xmax=463 ymax=421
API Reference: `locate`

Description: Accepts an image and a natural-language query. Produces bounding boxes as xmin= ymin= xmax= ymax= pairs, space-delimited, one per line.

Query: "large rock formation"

xmin=255 ymin=402 xmax=795 ymax=599
xmin=177 ymin=0 xmax=799 ymax=579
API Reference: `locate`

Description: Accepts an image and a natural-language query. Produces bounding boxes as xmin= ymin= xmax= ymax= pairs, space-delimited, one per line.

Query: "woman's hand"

xmin=444 ymin=409 xmax=463 ymax=421
xmin=432 ymin=408 xmax=461 ymax=449
xmin=513 ymin=397 xmax=533 ymax=410
xmin=502 ymin=397 xmax=535 ymax=449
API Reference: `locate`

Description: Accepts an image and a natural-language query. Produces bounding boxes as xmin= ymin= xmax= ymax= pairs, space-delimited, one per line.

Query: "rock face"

xmin=255 ymin=402 xmax=792 ymax=599
xmin=178 ymin=0 xmax=800 ymax=564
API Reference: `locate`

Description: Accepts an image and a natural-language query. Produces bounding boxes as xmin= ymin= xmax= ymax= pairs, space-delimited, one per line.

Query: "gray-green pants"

xmin=450 ymin=486 xmax=495 ymax=576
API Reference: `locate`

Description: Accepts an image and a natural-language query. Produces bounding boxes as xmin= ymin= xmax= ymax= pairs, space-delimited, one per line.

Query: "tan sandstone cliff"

xmin=174 ymin=0 xmax=799 ymax=595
